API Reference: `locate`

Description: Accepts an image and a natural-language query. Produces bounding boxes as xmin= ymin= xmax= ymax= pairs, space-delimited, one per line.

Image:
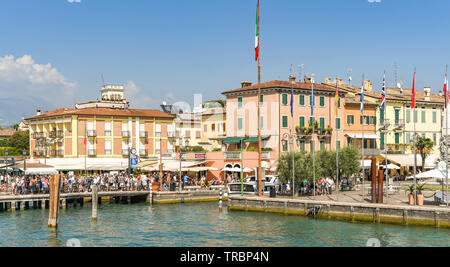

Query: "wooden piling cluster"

xmin=48 ymin=175 xmax=61 ymax=228
xmin=371 ymin=157 xmax=384 ymax=204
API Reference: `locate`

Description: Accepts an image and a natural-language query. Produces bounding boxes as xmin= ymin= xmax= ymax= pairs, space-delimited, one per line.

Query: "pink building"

xmin=221 ymin=76 xmax=346 ymax=161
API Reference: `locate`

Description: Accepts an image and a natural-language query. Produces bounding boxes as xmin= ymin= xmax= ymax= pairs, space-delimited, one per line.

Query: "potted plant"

xmin=407 ymin=184 xmax=415 ymax=205
xmin=314 ymin=121 xmax=319 ymax=132
xmin=416 ymin=183 xmax=426 ymax=206
xmin=295 ymin=126 xmax=301 ymax=134
xmin=326 ymin=126 xmax=333 ymax=135
xmin=307 ymin=126 xmax=313 ymax=135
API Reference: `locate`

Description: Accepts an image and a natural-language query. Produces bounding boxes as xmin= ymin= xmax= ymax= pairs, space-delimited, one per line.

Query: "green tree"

xmin=317 ymin=150 xmax=337 ymax=178
xmin=277 ymin=152 xmax=303 ymax=184
xmin=7 ymin=130 xmax=29 ymax=153
xmin=411 ymin=136 xmax=434 ymax=171
xmin=338 ymin=146 xmax=360 ymax=178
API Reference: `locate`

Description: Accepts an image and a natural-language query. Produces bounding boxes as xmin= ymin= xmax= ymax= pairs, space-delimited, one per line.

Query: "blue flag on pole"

xmin=360 ymin=80 xmax=364 ymax=114
xmin=290 ymin=87 xmax=294 ymax=117
xmin=311 ymin=82 xmax=315 ymax=116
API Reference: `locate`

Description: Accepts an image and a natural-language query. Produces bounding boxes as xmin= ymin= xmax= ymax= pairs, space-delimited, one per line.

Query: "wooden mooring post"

xmin=92 ymin=185 xmax=98 ymax=220
xmin=48 ymin=175 xmax=61 ymax=228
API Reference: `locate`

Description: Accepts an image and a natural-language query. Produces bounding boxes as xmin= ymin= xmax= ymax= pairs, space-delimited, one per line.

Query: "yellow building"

xmin=27 ymin=85 xmax=176 ymax=160
xmin=198 ymin=101 xmax=226 ymax=151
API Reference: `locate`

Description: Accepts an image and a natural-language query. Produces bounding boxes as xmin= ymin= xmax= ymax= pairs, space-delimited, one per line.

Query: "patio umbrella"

xmin=406 ymin=169 xmax=449 ymax=180
xmin=243 ymin=167 xmax=253 ymax=173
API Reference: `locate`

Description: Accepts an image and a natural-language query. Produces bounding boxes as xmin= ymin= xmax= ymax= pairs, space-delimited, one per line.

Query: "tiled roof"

xmin=0 ymin=129 xmax=15 ymax=137
xmin=222 ymin=80 xmax=337 ymax=95
xmin=27 ymin=107 xmax=175 ymax=121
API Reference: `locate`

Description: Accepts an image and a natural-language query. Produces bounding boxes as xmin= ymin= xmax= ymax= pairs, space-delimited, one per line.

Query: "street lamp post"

xmin=282 ymin=130 xmax=298 ymax=197
xmin=4 ymin=149 xmax=9 ymax=175
xmin=23 ymin=149 xmax=27 ymax=174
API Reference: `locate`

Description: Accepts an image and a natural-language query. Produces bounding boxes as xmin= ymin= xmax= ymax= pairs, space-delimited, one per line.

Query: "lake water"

xmin=0 ymin=202 xmax=448 ymax=247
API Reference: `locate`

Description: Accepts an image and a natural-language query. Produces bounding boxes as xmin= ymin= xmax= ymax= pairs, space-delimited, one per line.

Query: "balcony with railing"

xmin=122 ymin=131 xmax=131 ymax=138
xmin=394 ymin=119 xmax=405 ymax=130
xmin=387 ymin=144 xmax=408 ymax=154
xmin=88 ymin=149 xmax=96 ymax=156
xmin=139 ymin=149 xmax=147 ymax=156
xmin=32 ymin=132 xmax=45 ymax=139
xmin=50 ymin=150 xmax=64 ymax=157
xmin=139 ymin=131 xmax=148 ymax=138
xmin=379 ymin=119 xmax=390 ymax=130
xmin=225 ymin=151 xmax=241 ymax=160
xmin=87 ymin=130 xmax=97 ymax=137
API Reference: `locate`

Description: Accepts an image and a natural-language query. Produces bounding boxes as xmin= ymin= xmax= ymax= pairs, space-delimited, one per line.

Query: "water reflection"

xmin=0 ymin=202 xmax=448 ymax=247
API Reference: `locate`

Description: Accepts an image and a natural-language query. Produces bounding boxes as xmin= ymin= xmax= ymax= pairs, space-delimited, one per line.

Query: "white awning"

xmin=21 ymin=167 xmax=58 ymax=175
xmin=360 ymin=160 xmax=372 ymax=169
xmin=346 ymin=133 xmax=379 ymax=140
xmin=384 ymin=154 xmax=438 ymax=169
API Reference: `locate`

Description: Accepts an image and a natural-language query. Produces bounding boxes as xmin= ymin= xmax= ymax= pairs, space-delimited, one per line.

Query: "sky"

xmin=0 ymin=0 xmax=450 ymax=125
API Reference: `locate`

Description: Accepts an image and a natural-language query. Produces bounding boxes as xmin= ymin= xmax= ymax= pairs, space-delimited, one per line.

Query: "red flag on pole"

xmin=411 ymin=70 xmax=416 ymax=109
xmin=444 ymin=69 xmax=449 ymax=109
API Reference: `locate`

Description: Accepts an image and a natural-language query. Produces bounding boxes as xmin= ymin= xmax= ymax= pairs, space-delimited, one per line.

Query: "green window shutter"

xmin=347 ymin=115 xmax=351 ymax=125
xmin=414 ymin=110 xmax=418 ymax=123
xmin=299 ymin=117 xmax=305 ymax=127
xmin=338 ymin=98 xmax=341 ymax=108
xmin=300 ymin=141 xmax=305 ymax=152
xmin=395 ymin=133 xmax=400 ymax=144
xmin=282 ymin=140 xmax=288 ymax=152
xmin=406 ymin=110 xmax=411 ymax=123
xmin=320 ymin=118 xmax=325 ymax=129
xmin=238 ymin=97 xmax=243 ymax=108
xmin=299 ymin=95 xmax=305 ymax=106
xmin=380 ymin=110 xmax=384 ymax=121
xmin=433 ymin=111 xmax=437 ymax=123
xmin=395 ymin=109 xmax=400 ymax=123
xmin=260 ymin=94 xmax=264 ymax=104
xmin=336 ymin=118 xmax=341 ymax=130
xmin=421 ymin=110 xmax=426 ymax=123
xmin=238 ymin=118 xmax=243 ymax=130
xmin=320 ymin=96 xmax=325 ymax=107
xmin=373 ymin=116 xmax=377 ymax=125
xmin=309 ymin=117 xmax=315 ymax=126
xmin=406 ymin=133 xmax=410 ymax=144
xmin=366 ymin=116 xmax=370 ymax=125
xmin=282 ymin=94 xmax=288 ymax=105
xmin=380 ymin=133 xmax=385 ymax=149
xmin=360 ymin=116 xmax=363 ymax=124
xmin=282 ymin=116 xmax=288 ymax=128
xmin=320 ymin=141 xmax=325 ymax=151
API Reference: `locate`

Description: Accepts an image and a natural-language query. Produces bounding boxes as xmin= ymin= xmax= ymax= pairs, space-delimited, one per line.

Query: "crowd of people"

xmin=0 ymin=172 xmax=225 ymax=195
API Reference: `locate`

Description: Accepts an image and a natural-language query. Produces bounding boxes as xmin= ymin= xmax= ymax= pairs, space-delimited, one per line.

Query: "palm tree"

xmin=411 ymin=136 xmax=434 ymax=171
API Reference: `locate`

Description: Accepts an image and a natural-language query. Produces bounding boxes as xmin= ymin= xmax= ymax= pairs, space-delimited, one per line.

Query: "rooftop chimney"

xmin=36 ymin=108 xmax=41 ymax=116
xmin=439 ymin=90 xmax=443 ymax=97
xmin=336 ymin=78 xmax=343 ymax=87
xmin=289 ymin=75 xmax=296 ymax=83
xmin=324 ymin=77 xmax=332 ymax=84
xmin=304 ymin=76 xmax=312 ymax=83
xmin=241 ymin=81 xmax=252 ymax=88
xmin=424 ymin=87 xmax=431 ymax=101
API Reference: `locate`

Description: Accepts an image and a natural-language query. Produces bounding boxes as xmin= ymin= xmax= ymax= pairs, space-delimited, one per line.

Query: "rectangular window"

xmin=421 ymin=110 xmax=426 ymax=123
xmin=414 ymin=110 xmax=418 ymax=123
xmin=282 ymin=94 xmax=288 ymax=105
xmin=320 ymin=140 xmax=325 ymax=151
xmin=433 ymin=111 xmax=437 ymax=123
xmin=336 ymin=118 xmax=341 ymax=130
xmin=299 ymin=116 xmax=305 ymax=127
xmin=155 ymin=123 xmax=161 ymax=137
xmin=395 ymin=133 xmax=400 ymax=144
xmin=310 ymin=140 xmax=315 ymax=151
xmin=319 ymin=96 xmax=325 ymax=107
xmin=338 ymin=98 xmax=341 ymax=108
xmin=204 ymin=124 xmax=208 ymax=133
xmin=347 ymin=115 xmax=354 ymax=125
xmin=309 ymin=117 xmax=315 ymax=126
xmin=320 ymin=117 xmax=325 ymax=129
xmin=299 ymin=95 xmax=305 ymax=106
xmin=299 ymin=140 xmax=305 ymax=152
xmin=380 ymin=133 xmax=385 ymax=149
xmin=105 ymin=122 xmax=111 ymax=136
xmin=238 ymin=96 xmax=243 ymax=108
xmin=380 ymin=110 xmax=385 ymax=121
xmin=238 ymin=118 xmax=243 ymax=130
xmin=260 ymin=94 xmax=264 ymax=105
xmin=282 ymin=116 xmax=288 ymax=128
xmin=261 ymin=116 xmax=264 ymax=129
xmin=433 ymin=133 xmax=437 ymax=144
xmin=406 ymin=133 xmax=411 ymax=145
xmin=211 ymin=123 xmax=216 ymax=132
xmin=395 ymin=109 xmax=400 ymax=123
xmin=282 ymin=140 xmax=288 ymax=152
xmin=406 ymin=109 xmax=411 ymax=123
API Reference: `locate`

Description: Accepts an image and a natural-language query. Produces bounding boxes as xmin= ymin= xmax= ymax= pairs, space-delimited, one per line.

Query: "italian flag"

xmin=255 ymin=0 xmax=259 ymax=61
xmin=411 ymin=71 xmax=416 ymax=109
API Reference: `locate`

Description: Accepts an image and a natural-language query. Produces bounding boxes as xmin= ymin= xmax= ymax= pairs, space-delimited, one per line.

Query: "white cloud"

xmin=68 ymin=0 xmax=81 ymax=3
xmin=0 ymin=54 xmax=76 ymax=105
xmin=125 ymin=80 xmax=161 ymax=109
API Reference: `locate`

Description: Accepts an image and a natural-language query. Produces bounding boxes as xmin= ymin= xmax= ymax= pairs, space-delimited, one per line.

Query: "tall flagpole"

xmin=361 ymin=74 xmax=366 ymax=202
xmin=257 ymin=0 xmax=262 ymax=197
xmin=335 ymin=78 xmax=339 ymax=201
xmin=413 ymin=68 xmax=417 ymax=205
xmin=312 ymin=74 xmax=316 ymax=197
xmin=383 ymin=71 xmax=389 ymax=204
xmin=446 ymin=64 xmax=449 ymax=206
